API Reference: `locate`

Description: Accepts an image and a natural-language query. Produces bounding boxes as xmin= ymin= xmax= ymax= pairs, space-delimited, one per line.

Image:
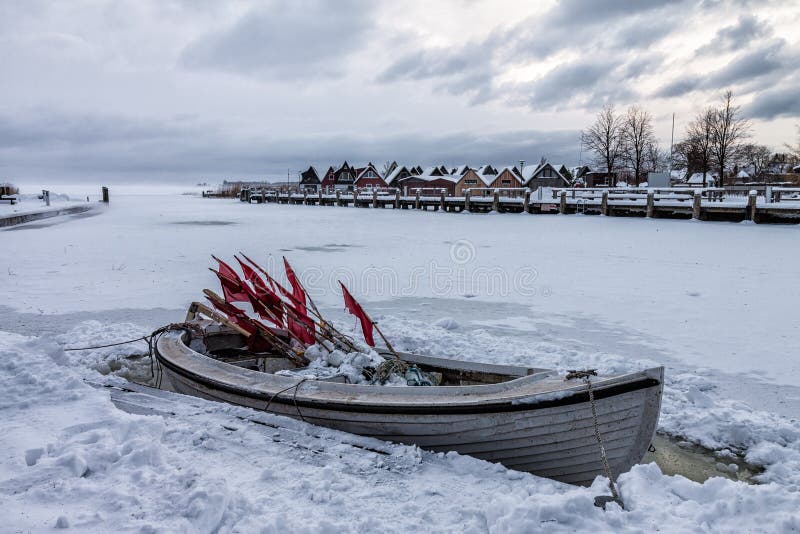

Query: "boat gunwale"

xmin=156 ymin=328 xmax=664 ymax=416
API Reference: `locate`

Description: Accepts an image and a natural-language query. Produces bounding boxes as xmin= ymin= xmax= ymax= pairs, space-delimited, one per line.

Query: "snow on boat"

xmin=154 ymin=318 xmax=664 ymax=486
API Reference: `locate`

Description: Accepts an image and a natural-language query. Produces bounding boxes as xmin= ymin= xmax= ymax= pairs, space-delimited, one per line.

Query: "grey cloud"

xmin=695 ymin=15 xmax=772 ymax=55
xmin=527 ymin=58 xmax=626 ymax=110
xmin=654 ymin=39 xmax=793 ymax=98
xmin=654 ymin=78 xmax=701 ymax=98
xmin=380 ymin=0 xmax=684 ymax=111
xmin=0 ymin=109 xmax=582 ymax=183
xmin=706 ymin=40 xmax=787 ymax=87
xmin=621 ymin=53 xmax=666 ymax=79
xmin=180 ymin=0 xmax=373 ymax=79
xmin=747 ymin=82 xmax=800 ymax=120
xmin=377 ymin=42 xmax=493 ymax=83
xmin=545 ymin=0 xmax=675 ymax=26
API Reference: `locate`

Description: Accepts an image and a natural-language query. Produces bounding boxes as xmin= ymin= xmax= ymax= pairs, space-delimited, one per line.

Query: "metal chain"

xmin=566 ymin=369 xmax=623 ymax=509
xmin=583 ymin=374 xmax=622 ymax=505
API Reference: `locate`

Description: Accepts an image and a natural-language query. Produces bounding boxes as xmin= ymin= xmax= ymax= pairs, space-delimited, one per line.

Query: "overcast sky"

xmin=1 ymin=0 xmax=799 ymax=184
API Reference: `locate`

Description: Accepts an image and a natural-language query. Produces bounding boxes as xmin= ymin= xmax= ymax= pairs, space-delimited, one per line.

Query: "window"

xmin=465 ymin=179 xmax=478 ymax=185
xmin=502 ymin=179 xmax=511 ymax=185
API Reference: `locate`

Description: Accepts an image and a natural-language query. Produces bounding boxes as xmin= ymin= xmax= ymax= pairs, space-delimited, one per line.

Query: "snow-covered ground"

xmin=2 ymin=189 xmax=800 ymax=532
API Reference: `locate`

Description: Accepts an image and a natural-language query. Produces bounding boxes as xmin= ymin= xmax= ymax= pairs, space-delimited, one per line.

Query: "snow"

xmin=0 ymin=197 xmax=87 ymax=217
xmin=3 ymin=189 xmax=800 ymax=531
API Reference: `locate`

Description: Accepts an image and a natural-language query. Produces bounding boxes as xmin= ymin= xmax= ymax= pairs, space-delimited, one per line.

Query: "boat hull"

xmin=156 ymin=331 xmax=663 ymax=485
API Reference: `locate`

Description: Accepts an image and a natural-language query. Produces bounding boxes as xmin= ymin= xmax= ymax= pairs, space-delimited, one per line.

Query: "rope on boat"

xmin=264 ymin=378 xmax=308 ymax=422
xmin=63 ymin=336 xmax=150 ymax=351
xmin=565 ymin=369 xmax=624 ymax=510
xmin=62 ymin=321 xmax=203 ymax=382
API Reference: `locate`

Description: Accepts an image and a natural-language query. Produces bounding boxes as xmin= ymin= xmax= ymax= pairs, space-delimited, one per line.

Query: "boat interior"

xmin=185 ymin=325 xmax=544 ymax=387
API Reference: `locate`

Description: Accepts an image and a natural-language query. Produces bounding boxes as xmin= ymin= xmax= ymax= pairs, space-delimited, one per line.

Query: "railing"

xmin=551 ymin=187 xmax=727 ymax=202
xmin=466 ymin=187 xmax=528 ymax=198
xmin=405 ymin=187 xmax=450 ymax=197
xmin=768 ymin=187 xmax=800 ymax=203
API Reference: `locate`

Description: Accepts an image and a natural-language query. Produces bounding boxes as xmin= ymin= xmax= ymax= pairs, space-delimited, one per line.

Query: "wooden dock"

xmin=238 ymin=186 xmax=800 ymax=224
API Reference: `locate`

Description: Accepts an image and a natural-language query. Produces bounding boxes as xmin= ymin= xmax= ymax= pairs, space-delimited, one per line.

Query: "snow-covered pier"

xmin=241 ymin=187 xmax=800 ymax=224
xmin=0 ymin=203 xmax=99 ymax=228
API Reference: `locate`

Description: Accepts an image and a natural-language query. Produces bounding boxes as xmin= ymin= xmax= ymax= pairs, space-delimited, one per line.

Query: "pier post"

xmin=601 ymin=191 xmax=608 ymax=216
xmin=465 ymin=190 xmax=471 ymax=212
xmin=493 ymin=190 xmax=500 ymax=212
xmin=318 ymin=189 xmax=323 ymax=205
xmin=303 ymin=190 xmax=308 ymax=205
xmin=748 ymin=190 xmax=757 ymax=222
xmin=336 ymin=190 xmax=341 ymax=206
xmin=353 ymin=190 xmax=357 ymax=207
xmin=394 ymin=190 xmax=400 ymax=209
xmin=440 ymin=190 xmax=446 ymax=211
xmin=523 ymin=189 xmax=530 ymax=213
xmin=373 ymin=189 xmax=378 ymax=209
xmin=415 ymin=191 xmax=420 ymax=210
xmin=42 ymin=190 xmax=50 ymax=206
xmin=692 ymin=191 xmax=702 ymax=220
xmin=559 ymin=190 xmax=567 ymax=214
xmin=101 ymin=187 xmax=109 ymax=203
xmin=646 ymin=191 xmax=655 ymax=218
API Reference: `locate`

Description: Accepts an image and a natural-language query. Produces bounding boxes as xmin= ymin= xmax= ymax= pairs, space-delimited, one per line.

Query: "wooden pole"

xmin=748 ymin=190 xmax=757 ymax=222
xmin=239 ymin=253 xmax=360 ymax=352
xmin=692 ymin=191 xmax=702 ymax=220
xmin=202 ymin=290 xmax=308 ymax=366
xmin=372 ymin=321 xmax=402 ymax=361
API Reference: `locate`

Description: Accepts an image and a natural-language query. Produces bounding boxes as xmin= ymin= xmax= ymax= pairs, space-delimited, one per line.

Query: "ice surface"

xmin=3 ymin=190 xmax=800 ymax=531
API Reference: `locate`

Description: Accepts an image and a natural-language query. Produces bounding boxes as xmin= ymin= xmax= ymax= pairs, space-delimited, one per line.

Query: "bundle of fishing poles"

xmin=200 ymin=253 xmax=401 ymax=368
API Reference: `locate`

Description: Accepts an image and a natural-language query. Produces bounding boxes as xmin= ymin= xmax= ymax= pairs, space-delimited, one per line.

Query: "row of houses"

xmin=299 ymin=161 xmax=591 ymax=195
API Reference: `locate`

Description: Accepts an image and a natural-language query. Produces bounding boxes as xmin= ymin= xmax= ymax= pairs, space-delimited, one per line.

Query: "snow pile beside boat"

xmin=3 ymin=330 xmax=800 ymax=532
xmin=55 ymin=320 xmax=152 ymax=383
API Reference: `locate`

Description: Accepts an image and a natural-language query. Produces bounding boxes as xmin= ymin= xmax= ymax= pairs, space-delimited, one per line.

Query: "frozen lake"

xmin=3 ymin=190 xmax=800 ymax=532
xmin=3 ymin=191 xmax=799 ymax=386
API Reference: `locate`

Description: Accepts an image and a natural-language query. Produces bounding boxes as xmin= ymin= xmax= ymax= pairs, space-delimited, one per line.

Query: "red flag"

xmin=340 ymin=282 xmax=375 ymax=347
xmin=235 ymin=256 xmax=284 ymax=325
xmin=283 ymin=258 xmax=315 ymax=345
xmin=242 ymin=283 xmax=277 ymax=324
xmin=206 ymin=294 xmax=255 ymax=333
xmin=283 ymin=257 xmax=307 ymax=314
xmin=211 ymin=267 xmax=248 ymax=303
xmin=239 ymin=253 xmax=279 ymax=293
xmin=236 ymin=256 xmax=267 ymax=292
xmin=206 ymin=296 xmax=276 ymax=352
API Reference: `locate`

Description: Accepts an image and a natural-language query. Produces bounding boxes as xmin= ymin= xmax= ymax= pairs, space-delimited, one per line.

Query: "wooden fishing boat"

xmin=154 ymin=314 xmax=663 ymax=486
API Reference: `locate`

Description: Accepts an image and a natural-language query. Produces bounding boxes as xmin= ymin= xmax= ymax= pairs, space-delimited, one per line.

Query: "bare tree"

xmin=382 ymin=161 xmax=397 ymax=177
xmin=621 ymin=106 xmax=656 ymax=186
xmin=737 ymin=143 xmax=772 ymax=181
xmin=785 ymin=125 xmax=800 ymax=164
xmin=582 ymin=104 xmax=623 ymax=185
xmin=710 ymin=91 xmax=750 ymax=187
xmin=645 ymin=142 xmax=667 ymax=175
xmin=685 ymin=107 xmax=715 ymax=186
